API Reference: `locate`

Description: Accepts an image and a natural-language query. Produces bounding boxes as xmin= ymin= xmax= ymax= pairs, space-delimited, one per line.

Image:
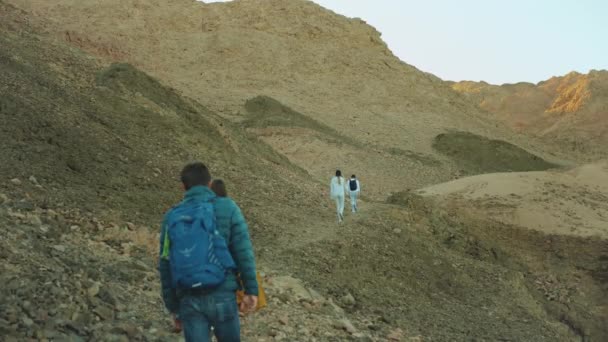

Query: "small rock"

xmin=101 ymin=334 xmax=128 ymax=342
xmin=387 ymin=328 xmax=404 ymax=341
xmin=22 ymin=316 xmax=34 ymax=327
xmin=88 ymin=283 xmax=100 ymax=298
xmin=307 ymin=288 xmax=325 ymax=302
xmin=335 ymin=318 xmax=357 ymax=334
xmin=380 ymin=315 xmax=393 ymax=324
xmin=367 ymin=324 xmax=380 ymax=331
xmin=7 ymin=210 xmax=26 ymax=219
xmin=112 ymin=323 xmax=139 ymax=338
xmin=126 ymin=222 xmax=136 ymax=231
xmin=46 ymin=209 xmax=58 ymax=219
xmin=52 ymin=245 xmax=66 ymax=253
xmin=93 ymin=305 xmax=114 ymax=321
xmin=10 ymin=178 xmax=22 ymax=186
xmin=28 ymin=214 xmax=42 ymax=226
xmin=393 ymin=228 xmax=402 ymax=234
xmin=341 ymin=293 xmax=356 ymax=306
xmin=29 ymin=175 xmax=38 ymax=184
xmin=278 ymin=315 xmax=289 ymax=325
xmin=297 ymin=327 xmax=311 ymax=336
xmin=272 ymin=331 xmax=287 ymax=341
xmin=36 ymin=309 xmax=49 ymax=323
xmin=0 ymin=193 xmax=8 ymax=204
xmin=327 ymin=298 xmax=345 ymax=315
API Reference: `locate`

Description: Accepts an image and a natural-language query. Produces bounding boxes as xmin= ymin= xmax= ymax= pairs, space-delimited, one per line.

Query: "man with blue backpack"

xmin=159 ymin=162 xmax=258 ymax=342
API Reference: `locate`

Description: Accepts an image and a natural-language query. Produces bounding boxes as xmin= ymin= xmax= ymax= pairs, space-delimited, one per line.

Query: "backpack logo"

xmin=178 ymin=245 xmax=196 ymax=258
xmin=167 ymin=200 xmax=236 ymax=290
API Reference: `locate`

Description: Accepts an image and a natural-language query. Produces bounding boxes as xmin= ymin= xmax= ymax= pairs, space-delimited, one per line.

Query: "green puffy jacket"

xmin=158 ymin=185 xmax=258 ymax=313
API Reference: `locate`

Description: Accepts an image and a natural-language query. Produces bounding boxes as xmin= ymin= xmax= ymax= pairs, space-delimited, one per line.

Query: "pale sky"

xmin=203 ymin=0 xmax=608 ymax=85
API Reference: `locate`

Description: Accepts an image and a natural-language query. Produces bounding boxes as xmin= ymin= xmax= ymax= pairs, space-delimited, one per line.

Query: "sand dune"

xmin=419 ymin=162 xmax=608 ymax=239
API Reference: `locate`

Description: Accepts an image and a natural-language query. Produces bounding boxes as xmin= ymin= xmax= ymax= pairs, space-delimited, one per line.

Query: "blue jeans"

xmin=178 ymin=291 xmax=240 ymax=342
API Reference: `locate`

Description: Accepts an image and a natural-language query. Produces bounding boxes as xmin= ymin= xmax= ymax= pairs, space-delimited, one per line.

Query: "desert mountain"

xmin=1 ymin=0 xmax=607 ymax=341
xmin=6 ymin=0 xmax=566 ymax=197
xmin=452 ymin=71 xmax=608 ymax=157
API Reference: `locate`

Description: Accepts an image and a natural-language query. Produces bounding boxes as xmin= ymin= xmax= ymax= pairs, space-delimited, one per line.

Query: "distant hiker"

xmin=330 ymin=170 xmax=346 ymax=223
xmin=159 ymin=162 xmax=258 ymax=342
xmin=348 ymin=174 xmax=361 ymax=213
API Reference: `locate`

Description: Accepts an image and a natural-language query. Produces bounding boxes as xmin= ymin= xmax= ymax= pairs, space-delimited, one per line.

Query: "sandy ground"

xmin=419 ymin=162 xmax=608 ymax=239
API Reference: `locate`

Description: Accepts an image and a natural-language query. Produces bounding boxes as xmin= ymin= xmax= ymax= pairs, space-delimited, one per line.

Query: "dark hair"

xmin=180 ymin=162 xmax=211 ymax=190
xmin=210 ymin=179 xmax=227 ymax=197
xmin=351 ymin=174 xmax=356 ymax=178
xmin=335 ymin=169 xmax=342 ymax=185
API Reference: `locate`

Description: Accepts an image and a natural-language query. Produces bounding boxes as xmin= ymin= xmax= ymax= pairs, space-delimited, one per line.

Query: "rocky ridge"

xmin=452 ymin=70 xmax=608 ymax=157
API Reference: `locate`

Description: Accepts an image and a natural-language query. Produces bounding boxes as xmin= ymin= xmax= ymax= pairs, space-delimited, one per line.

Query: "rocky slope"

xmin=452 ymin=71 xmax=608 ymax=157
xmin=1 ymin=190 xmax=397 ymax=342
xmin=0 ymin=3 xmax=386 ymax=340
xmin=6 ymin=0 xmax=565 ymax=196
xmin=415 ymin=162 xmax=608 ymax=339
xmin=1 ymin=1 xmax=606 ymax=341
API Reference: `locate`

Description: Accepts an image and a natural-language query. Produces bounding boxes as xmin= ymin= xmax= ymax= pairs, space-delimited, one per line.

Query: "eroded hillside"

xmin=1 ymin=1 xmax=607 ymax=341
xmin=452 ymin=71 xmax=608 ymax=157
xmin=6 ymin=0 xmax=566 ymax=196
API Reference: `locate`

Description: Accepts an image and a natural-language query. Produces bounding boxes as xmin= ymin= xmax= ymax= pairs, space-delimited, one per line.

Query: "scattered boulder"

xmin=271 ymin=276 xmax=314 ymax=301
xmin=341 ymin=292 xmax=356 ymax=306
xmin=10 ymin=178 xmax=22 ymax=186
xmin=93 ymin=304 xmax=114 ymax=321
xmin=387 ymin=328 xmax=404 ymax=341
xmin=21 ymin=316 xmax=34 ymax=327
xmin=87 ymin=282 xmax=101 ymax=298
xmin=52 ymin=245 xmax=66 ymax=253
xmin=334 ymin=318 xmax=357 ymax=334
xmin=28 ymin=214 xmax=42 ymax=226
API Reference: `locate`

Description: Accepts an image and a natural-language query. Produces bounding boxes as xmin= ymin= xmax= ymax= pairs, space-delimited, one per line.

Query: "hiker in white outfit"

xmin=348 ymin=174 xmax=360 ymax=213
xmin=330 ymin=170 xmax=346 ymax=223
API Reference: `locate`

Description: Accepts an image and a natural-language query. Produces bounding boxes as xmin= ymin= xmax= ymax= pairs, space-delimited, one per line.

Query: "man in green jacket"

xmin=159 ymin=162 xmax=258 ymax=342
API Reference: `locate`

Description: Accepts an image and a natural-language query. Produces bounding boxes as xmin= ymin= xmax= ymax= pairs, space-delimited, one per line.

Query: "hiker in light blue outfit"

xmin=330 ymin=170 xmax=346 ymax=223
xmin=348 ymin=174 xmax=361 ymax=213
xmin=159 ymin=162 xmax=258 ymax=342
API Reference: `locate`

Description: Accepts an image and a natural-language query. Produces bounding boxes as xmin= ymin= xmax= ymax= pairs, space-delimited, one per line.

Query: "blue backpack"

xmin=166 ymin=198 xmax=236 ymax=289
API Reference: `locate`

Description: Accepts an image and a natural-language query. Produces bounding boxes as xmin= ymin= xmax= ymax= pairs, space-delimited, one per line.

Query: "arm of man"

xmin=228 ymin=203 xmax=259 ymax=297
xmin=158 ymin=214 xmax=179 ymax=313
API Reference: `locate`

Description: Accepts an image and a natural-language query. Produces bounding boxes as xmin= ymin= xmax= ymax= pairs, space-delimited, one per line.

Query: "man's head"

xmin=351 ymin=174 xmax=356 ymax=179
xmin=180 ymin=162 xmax=211 ymax=190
